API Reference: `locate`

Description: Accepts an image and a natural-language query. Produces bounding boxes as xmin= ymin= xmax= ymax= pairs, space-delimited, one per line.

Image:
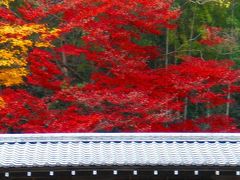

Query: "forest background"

xmin=0 ymin=0 xmax=239 ymax=133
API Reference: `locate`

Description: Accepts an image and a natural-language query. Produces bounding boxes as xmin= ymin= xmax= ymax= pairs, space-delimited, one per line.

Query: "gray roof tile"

xmin=0 ymin=133 xmax=240 ymax=168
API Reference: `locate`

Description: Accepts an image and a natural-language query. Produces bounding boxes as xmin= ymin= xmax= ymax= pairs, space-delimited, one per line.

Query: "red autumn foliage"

xmin=0 ymin=7 xmax=23 ymax=24
xmin=0 ymin=0 xmax=239 ymax=133
xmin=199 ymin=26 xmax=224 ymax=46
xmin=56 ymin=45 xmax=88 ymax=56
xmin=27 ymin=49 xmax=63 ymax=91
xmin=0 ymin=89 xmax=50 ymax=133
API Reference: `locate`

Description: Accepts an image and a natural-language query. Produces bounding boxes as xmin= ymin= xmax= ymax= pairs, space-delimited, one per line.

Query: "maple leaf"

xmin=56 ymin=45 xmax=87 ymax=56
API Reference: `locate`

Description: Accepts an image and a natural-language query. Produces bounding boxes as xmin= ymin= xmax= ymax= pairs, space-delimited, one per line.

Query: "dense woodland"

xmin=0 ymin=0 xmax=239 ymax=133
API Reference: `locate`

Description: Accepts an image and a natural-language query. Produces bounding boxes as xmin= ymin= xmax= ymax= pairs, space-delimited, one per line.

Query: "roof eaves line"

xmin=0 ymin=133 xmax=240 ymax=143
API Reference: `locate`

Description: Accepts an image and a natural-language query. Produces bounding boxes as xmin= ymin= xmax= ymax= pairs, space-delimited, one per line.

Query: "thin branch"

xmin=163 ymin=49 xmax=204 ymax=59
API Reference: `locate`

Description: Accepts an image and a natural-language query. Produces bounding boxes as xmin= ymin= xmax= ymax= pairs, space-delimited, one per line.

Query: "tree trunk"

xmin=206 ymin=101 xmax=210 ymax=117
xmin=174 ymin=31 xmax=178 ymax=65
xmin=226 ymin=84 xmax=231 ymax=116
xmin=188 ymin=5 xmax=195 ymax=56
xmin=165 ymin=29 xmax=169 ymax=68
xmin=184 ymin=97 xmax=188 ymax=120
xmin=61 ymin=40 xmax=68 ymax=77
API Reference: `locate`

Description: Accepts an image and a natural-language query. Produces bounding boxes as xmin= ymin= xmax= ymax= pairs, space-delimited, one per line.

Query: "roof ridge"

xmin=0 ymin=133 xmax=240 ymax=143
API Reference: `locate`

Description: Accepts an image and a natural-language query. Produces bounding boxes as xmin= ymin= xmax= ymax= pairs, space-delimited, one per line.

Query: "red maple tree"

xmin=0 ymin=0 xmax=239 ymax=133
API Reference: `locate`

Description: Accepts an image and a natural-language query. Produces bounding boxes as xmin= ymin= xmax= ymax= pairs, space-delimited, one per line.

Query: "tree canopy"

xmin=0 ymin=0 xmax=239 ymax=133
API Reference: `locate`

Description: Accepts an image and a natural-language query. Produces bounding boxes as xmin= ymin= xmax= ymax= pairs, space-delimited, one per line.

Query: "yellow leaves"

xmin=193 ymin=0 xmax=231 ymax=8
xmin=0 ymin=97 xmax=5 ymax=109
xmin=35 ymin=42 xmax=53 ymax=48
xmin=217 ymin=0 xmax=231 ymax=8
xmin=0 ymin=67 xmax=28 ymax=86
xmin=0 ymin=0 xmax=14 ymax=8
xmin=0 ymin=1 xmax=61 ymax=87
xmin=41 ymin=28 xmax=61 ymax=39
xmin=0 ymin=50 xmax=27 ymax=66
xmin=0 ymin=24 xmax=58 ymax=50
xmin=0 ymin=23 xmax=60 ymax=86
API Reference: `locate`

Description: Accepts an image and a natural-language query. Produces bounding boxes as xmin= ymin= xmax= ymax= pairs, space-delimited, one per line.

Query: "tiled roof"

xmin=0 ymin=133 xmax=240 ymax=168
